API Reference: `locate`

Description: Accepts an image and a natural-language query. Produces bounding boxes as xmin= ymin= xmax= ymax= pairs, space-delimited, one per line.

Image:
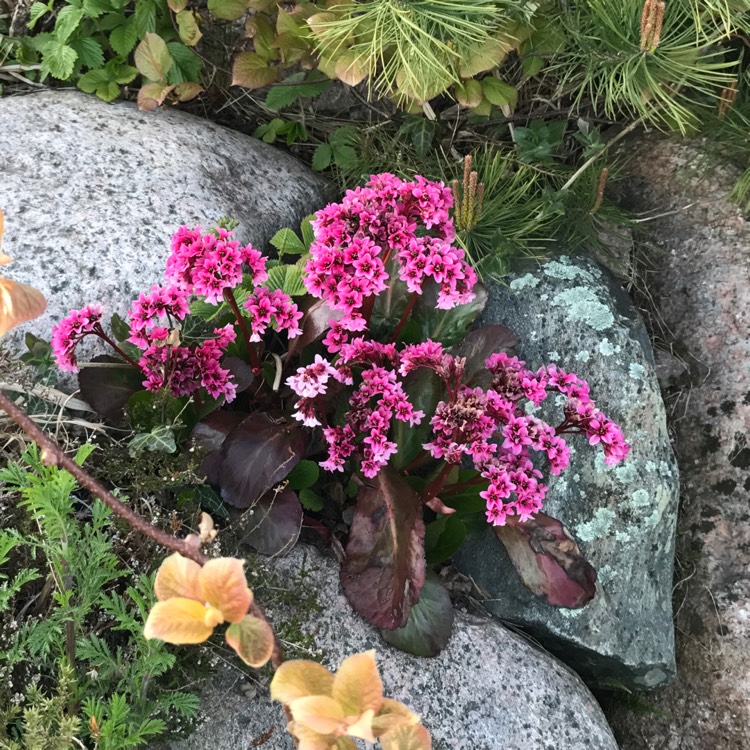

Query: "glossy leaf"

xmin=225 ymin=614 xmax=275 ymax=667
xmin=451 ymin=324 xmax=517 ymax=388
xmin=208 ymin=0 xmax=249 ymax=21
xmin=286 ymin=299 xmax=342 ymax=358
xmin=199 ymin=557 xmax=253 ymax=622
xmin=286 ymin=460 xmax=319 ymax=491
xmin=154 ymin=552 xmax=203 ymax=602
xmin=380 ymin=577 xmax=454 ymax=657
xmin=241 ymin=487 xmax=303 ymax=556
xmin=190 ymin=410 xmax=249 ymax=484
xmin=332 ymin=650 xmax=383 ymax=719
xmin=219 ymin=413 xmax=307 ymax=508
xmin=128 ymin=425 xmax=177 ymax=457
xmin=494 ymin=513 xmax=597 ymax=608
xmin=0 ymin=277 xmax=47 ymax=337
xmin=78 ymin=355 xmax=144 ymax=421
xmin=454 ymin=79 xmax=483 ymax=108
xmin=341 ymin=466 xmax=426 ymax=629
xmin=372 ymin=699 xmax=420 ymax=737
xmin=424 ymin=515 xmax=466 ymax=565
xmin=409 ymin=281 xmax=488 ymax=347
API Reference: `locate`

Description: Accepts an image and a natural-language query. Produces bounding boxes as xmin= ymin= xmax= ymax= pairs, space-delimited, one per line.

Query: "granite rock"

xmin=454 ymin=254 xmax=679 ymax=690
xmin=0 ymin=90 xmax=329 ymax=355
xmin=167 ymin=545 xmax=618 ymax=750
xmin=606 ymin=138 xmax=750 ymax=749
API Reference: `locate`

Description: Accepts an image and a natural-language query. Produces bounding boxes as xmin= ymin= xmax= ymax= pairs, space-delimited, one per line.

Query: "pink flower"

xmin=51 ymin=304 xmax=105 ymax=372
xmin=243 ymin=288 xmax=303 ymax=342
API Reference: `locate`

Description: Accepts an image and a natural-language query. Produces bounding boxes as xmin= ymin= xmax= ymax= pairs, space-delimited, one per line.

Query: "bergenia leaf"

xmin=78 ymin=355 xmax=144 ymax=422
xmin=240 ymin=486 xmax=303 ymax=556
xmin=341 ymin=466 xmax=426 ymax=629
xmin=286 ymin=299 xmax=342 ymax=359
xmin=218 ymin=413 xmax=307 ymax=508
xmin=494 ymin=513 xmax=597 ymax=608
xmin=379 ymin=577 xmax=454 ymax=657
xmin=225 ymin=615 xmax=275 ymax=668
xmin=451 ymin=324 xmax=517 ymax=388
xmin=190 ymin=410 xmax=249 ymax=485
xmin=409 ymin=280 xmax=489 ymax=347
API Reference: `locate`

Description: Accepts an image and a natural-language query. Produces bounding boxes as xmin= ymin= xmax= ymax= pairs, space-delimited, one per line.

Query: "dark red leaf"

xmin=452 ymin=324 xmax=517 ymax=388
xmin=341 ymin=465 xmax=426 ymax=629
xmin=219 ymin=412 xmax=308 ymax=509
xmin=240 ymin=486 xmax=303 ymax=556
xmin=190 ymin=411 xmax=249 ymax=484
xmin=78 ymin=355 xmax=144 ymax=422
xmin=222 ymin=356 xmax=254 ymax=393
xmin=286 ymin=299 xmax=343 ymax=359
xmin=494 ymin=513 xmax=596 ymax=608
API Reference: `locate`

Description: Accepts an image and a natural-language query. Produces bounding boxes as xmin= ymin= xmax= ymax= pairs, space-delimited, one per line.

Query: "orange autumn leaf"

xmin=144 ymin=553 xmax=258 ymax=659
xmin=0 ymin=208 xmax=47 ymax=337
xmin=271 ymin=651 xmax=430 ymax=750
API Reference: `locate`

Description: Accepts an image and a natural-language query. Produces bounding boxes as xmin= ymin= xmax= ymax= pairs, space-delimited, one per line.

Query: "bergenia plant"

xmin=49 ymin=172 xmax=629 ymax=655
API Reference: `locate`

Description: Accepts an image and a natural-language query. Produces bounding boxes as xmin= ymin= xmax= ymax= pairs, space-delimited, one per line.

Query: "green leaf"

xmin=73 ymin=37 xmax=104 ymax=70
xmin=264 ymin=71 xmax=331 ymax=110
xmin=176 ymin=10 xmax=202 ymax=47
xmin=300 ymin=215 xmax=315 ymax=247
xmin=270 ymin=228 xmax=306 ymax=257
xmin=110 ymin=20 xmax=138 ymax=56
xmin=54 ymin=6 xmax=83 ymax=43
xmin=28 ymin=2 xmax=51 ymax=29
xmin=298 ymin=488 xmax=324 ymax=512
xmin=40 ymin=40 xmax=78 ymax=80
xmin=379 ymin=577 xmax=454 ymax=657
xmin=424 ymin=515 xmax=466 ymax=564
xmin=232 ymin=51 xmax=277 ymax=89
xmin=82 ymin=0 xmax=111 ymax=18
xmin=208 ymin=0 xmax=249 ymax=21
xmin=311 ymin=143 xmax=332 ymax=172
xmin=77 ymin=68 xmax=119 ymax=101
xmin=264 ymin=264 xmax=306 ymax=297
xmin=398 ymin=117 xmax=436 ymax=159
xmin=481 ymin=77 xmax=517 ymax=109
xmin=134 ymin=33 xmax=172 ymax=82
xmin=285 ymin=460 xmax=319 ymax=491
xmin=128 ymin=425 xmax=177 ymax=457
xmin=332 ymin=144 xmax=358 ymax=170
xmin=167 ymin=42 xmax=202 ymax=83
xmin=133 ymin=0 xmax=157 ymax=37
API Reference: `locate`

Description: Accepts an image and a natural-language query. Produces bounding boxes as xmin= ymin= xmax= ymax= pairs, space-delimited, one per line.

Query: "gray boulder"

xmin=167 ymin=545 xmax=618 ymax=750
xmin=606 ymin=137 xmax=750 ymax=750
xmin=454 ymin=254 xmax=679 ymax=690
xmin=0 ymin=91 xmax=329 ymax=354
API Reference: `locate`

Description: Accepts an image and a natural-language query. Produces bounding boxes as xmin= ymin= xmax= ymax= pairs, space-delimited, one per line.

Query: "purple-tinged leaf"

xmin=452 ymin=324 xmax=517 ymax=388
xmin=219 ymin=412 xmax=308 ymax=509
xmin=222 ymin=356 xmax=254 ymax=393
xmin=494 ymin=513 xmax=596 ymax=608
xmin=286 ymin=299 xmax=343 ymax=359
xmin=78 ymin=355 xmax=144 ymax=422
xmin=241 ymin=486 xmax=303 ymax=556
xmin=190 ymin=411 xmax=249 ymax=484
xmin=380 ymin=577 xmax=454 ymax=657
xmin=341 ymin=465 xmax=426 ymax=629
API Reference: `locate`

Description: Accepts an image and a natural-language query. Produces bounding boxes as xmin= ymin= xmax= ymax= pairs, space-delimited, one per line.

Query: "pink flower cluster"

xmin=138 ymin=324 xmax=238 ymax=400
xmin=243 ymin=287 xmax=303 ymax=342
xmin=51 ymin=304 xmax=105 ymax=372
xmin=304 ymin=173 xmax=477 ymax=335
xmin=166 ymin=226 xmax=267 ymax=304
xmin=288 ymin=335 xmax=629 ymax=526
xmin=127 ymin=284 xmax=190 ymax=348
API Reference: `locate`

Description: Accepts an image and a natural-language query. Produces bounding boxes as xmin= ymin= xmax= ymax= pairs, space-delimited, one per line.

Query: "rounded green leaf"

xmin=134 ymin=33 xmax=173 ymax=82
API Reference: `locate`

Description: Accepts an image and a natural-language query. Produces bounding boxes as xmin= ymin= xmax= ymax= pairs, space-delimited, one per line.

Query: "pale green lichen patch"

xmin=598 ymin=340 xmax=617 ymax=356
xmin=543 ymin=258 xmax=596 ymax=283
xmin=575 ymin=350 xmax=591 ymax=363
xmin=615 ymin=461 xmax=638 ymax=484
xmin=547 ymin=350 xmax=561 ymax=361
xmin=645 ymin=461 xmax=656 ymax=473
xmin=629 ymin=363 xmax=646 ymax=380
xmin=631 ymin=489 xmax=651 ymax=508
xmin=576 ymin=507 xmax=617 ymax=542
xmin=509 ymin=273 xmax=540 ymax=291
xmin=551 ymin=288 xmax=614 ymax=331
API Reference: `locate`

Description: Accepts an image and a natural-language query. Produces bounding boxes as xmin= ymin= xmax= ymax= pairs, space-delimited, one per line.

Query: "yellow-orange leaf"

xmin=144 ymin=598 xmax=214 ymax=644
xmin=345 ymin=708 xmax=376 ymax=743
xmin=290 ymin=696 xmax=346 ymax=736
xmin=286 ymin=721 xmax=335 ymax=750
xmin=332 ymin=650 xmax=383 ymax=719
xmin=333 ymin=51 xmax=368 ymax=87
xmin=0 ymin=277 xmax=47 ymax=337
xmin=372 ymin=699 xmax=420 ymax=737
xmin=271 ymin=660 xmax=335 ymax=704
xmin=176 ymin=9 xmax=202 ymax=46
xmin=231 ymin=52 xmax=278 ymax=89
xmin=380 ymin=723 xmax=432 ymax=750
xmin=333 ymin=738 xmax=357 ymax=750
xmin=198 ymin=557 xmax=252 ymax=623
xmin=154 ymin=552 xmax=203 ymax=602
xmin=137 ymin=82 xmax=176 ymax=111
xmin=225 ymin=615 xmax=274 ymax=668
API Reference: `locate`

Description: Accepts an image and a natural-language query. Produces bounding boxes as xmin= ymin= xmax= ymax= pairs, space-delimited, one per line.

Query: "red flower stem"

xmin=421 ymin=462 xmax=453 ymax=504
xmin=0 ymin=390 xmax=285 ymax=671
xmin=223 ymin=288 xmax=261 ymax=376
xmin=390 ymin=291 xmax=418 ymax=343
xmin=93 ymin=327 xmax=140 ymax=369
